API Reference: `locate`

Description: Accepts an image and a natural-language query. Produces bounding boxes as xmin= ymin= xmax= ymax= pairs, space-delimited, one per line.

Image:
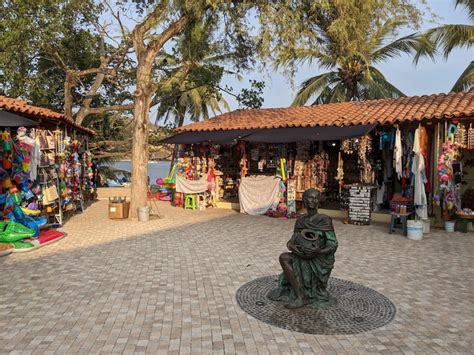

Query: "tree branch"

xmin=85 ymin=104 xmax=134 ymax=115
xmin=146 ymin=15 xmax=189 ymax=57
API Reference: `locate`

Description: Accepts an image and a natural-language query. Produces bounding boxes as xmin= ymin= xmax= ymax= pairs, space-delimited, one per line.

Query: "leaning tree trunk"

xmin=130 ymin=66 xmax=154 ymax=218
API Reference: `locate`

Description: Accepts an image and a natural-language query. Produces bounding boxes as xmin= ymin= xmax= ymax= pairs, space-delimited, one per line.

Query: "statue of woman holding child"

xmin=269 ymin=188 xmax=338 ymax=309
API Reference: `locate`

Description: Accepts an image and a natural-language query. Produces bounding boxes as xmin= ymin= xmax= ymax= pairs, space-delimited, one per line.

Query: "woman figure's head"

xmin=303 ymin=188 xmax=320 ymax=212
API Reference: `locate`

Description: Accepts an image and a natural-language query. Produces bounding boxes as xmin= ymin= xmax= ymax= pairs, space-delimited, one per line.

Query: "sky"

xmin=220 ymin=0 xmax=473 ymax=111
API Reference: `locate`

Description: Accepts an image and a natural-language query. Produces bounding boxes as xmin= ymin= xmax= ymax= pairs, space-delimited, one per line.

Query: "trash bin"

xmin=138 ymin=206 xmax=150 ymax=222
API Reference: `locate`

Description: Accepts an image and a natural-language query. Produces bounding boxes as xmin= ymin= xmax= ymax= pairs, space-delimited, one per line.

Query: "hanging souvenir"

xmin=336 ymin=151 xmax=344 ymax=192
xmin=455 ymin=123 xmax=467 ymax=148
xmin=468 ymin=123 xmax=474 ymax=150
xmin=313 ymin=151 xmax=329 ymax=190
xmin=239 ymin=154 xmax=248 ymax=177
xmin=341 ymin=138 xmax=354 ymax=154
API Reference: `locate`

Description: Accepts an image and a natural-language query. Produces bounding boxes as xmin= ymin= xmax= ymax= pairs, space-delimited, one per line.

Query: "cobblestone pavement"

xmin=1 ymin=200 xmax=473 ymax=354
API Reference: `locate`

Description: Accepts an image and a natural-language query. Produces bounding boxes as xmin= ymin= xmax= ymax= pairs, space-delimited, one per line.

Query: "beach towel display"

xmin=239 ymin=175 xmax=281 ymax=215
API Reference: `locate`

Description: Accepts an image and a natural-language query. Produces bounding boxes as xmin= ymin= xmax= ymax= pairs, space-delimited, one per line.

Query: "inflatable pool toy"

xmin=21 ymin=207 xmax=41 ymax=216
xmin=0 ymin=242 xmax=14 ymax=256
xmin=12 ymin=230 xmax=65 ymax=253
xmin=34 ymin=230 xmax=65 ymax=246
xmin=0 ymin=221 xmax=35 ymax=242
xmin=10 ymin=240 xmax=36 ymax=252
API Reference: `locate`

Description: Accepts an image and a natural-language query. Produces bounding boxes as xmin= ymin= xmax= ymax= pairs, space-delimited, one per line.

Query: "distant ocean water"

xmin=112 ymin=160 xmax=171 ymax=184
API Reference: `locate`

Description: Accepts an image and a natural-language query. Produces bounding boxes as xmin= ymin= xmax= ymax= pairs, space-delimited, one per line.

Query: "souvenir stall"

xmin=161 ymin=126 xmax=430 ymax=223
xmin=0 ymin=98 xmax=95 ymax=255
xmin=159 ymin=92 xmax=472 ymax=234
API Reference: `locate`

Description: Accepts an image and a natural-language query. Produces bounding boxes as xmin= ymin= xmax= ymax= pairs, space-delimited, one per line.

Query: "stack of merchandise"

xmin=0 ymin=128 xmax=64 ymax=254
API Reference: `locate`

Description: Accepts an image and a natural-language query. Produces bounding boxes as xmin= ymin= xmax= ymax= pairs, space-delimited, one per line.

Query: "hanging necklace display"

xmin=468 ymin=123 xmax=474 ymax=150
xmin=358 ymin=135 xmax=374 ymax=184
xmin=455 ymin=123 xmax=467 ymax=148
xmin=313 ymin=150 xmax=329 ymax=190
xmin=336 ymin=151 xmax=344 ymax=193
xmin=341 ymin=138 xmax=355 ymax=154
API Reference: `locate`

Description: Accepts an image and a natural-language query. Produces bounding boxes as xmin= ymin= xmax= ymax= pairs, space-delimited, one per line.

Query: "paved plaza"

xmin=1 ymin=200 xmax=473 ymax=354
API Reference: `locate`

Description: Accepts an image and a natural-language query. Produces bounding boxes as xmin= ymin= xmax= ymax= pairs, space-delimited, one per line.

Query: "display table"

xmin=455 ymin=213 xmax=474 ymax=233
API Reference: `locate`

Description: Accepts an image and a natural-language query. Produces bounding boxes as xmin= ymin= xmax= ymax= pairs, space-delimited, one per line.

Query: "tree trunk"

xmin=129 ymin=66 xmax=153 ymax=218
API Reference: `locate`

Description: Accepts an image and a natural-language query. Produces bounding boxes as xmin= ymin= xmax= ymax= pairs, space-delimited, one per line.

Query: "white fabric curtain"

xmin=239 ymin=175 xmax=281 ymax=215
xmin=176 ymin=175 xmax=208 ymax=194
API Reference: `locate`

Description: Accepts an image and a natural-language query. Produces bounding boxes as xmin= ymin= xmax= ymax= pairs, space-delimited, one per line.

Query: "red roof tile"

xmin=0 ymin=96 xmax=95 ymax=136
xmin=177 ymin=92 xmax=474 ymax=132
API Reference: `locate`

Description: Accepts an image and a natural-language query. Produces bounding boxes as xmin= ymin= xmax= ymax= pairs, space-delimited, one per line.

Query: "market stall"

xmin=0 ymin=96 xmax=95 ymax=254
xmin=159 ymin=92 xmax=473 ymax=233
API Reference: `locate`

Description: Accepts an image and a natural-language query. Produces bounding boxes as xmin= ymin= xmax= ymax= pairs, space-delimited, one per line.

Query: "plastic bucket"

xmin=407 ymin=220 xmax=423 ymax=240
xmin=422 ymin=219 xmax=431 ymax=235
xmin=445 ymin=221 xmax=455 ymax=233
xmin=138 ymin=206 xmax=150 ymax=222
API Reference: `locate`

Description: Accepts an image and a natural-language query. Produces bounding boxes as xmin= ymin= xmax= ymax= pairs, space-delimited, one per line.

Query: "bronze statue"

xmin=269 ymin=188 xmax=338 ymax=309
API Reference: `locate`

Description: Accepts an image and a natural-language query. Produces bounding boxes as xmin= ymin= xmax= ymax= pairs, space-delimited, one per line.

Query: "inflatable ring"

xmin=21 ymin=208 xmax=41 ymax=216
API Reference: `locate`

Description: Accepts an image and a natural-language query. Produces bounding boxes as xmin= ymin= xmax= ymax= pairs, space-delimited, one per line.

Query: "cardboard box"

xmin=108 ymin=201 xmax=130 ymax=219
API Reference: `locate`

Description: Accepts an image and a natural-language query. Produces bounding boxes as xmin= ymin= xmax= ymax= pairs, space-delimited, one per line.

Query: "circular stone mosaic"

xmin=236 ymin=276 xmax=396 ymax=335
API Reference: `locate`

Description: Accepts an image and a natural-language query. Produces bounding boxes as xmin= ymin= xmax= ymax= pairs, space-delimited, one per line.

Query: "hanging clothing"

xmin=394 ymin=128 xmax=403 ymax=180
xmin=419 ymin=126 xmax=429 ymax=155
xmin=376 ymin=182 xmax=385 ymax=205
xmin=17 ymin=129 xmax=40 ymax=181
xmin=412 ymin=127 xmax=428 ymax=219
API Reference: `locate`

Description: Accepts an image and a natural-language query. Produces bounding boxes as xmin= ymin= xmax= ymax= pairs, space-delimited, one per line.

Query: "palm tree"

xmin=416 ymin=0 xmax=473 ymax=92
xmin=154 ymin=21 xmax=230 ymax=128
xmin=286 ymin=10 xmax=423 ymax=105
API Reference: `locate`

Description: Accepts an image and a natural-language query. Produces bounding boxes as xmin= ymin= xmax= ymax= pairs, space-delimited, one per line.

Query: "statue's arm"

xmin=287 ymin=233 xmax=305 ymax=256
xmin=302 ymin=233 xmax=338 ymax=257
xmin=314 ymin=236 xmax=338 ymax=256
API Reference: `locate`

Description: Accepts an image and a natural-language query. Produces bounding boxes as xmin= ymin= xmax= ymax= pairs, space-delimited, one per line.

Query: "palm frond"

xmin=425 ymin=24 xmax=474 ymax=58
xmin=366 ymin=67 xmax=405 ymax=98
xmin=371 ymin=33 xmax=420 ymax=64
xmin=413 ymin=34 xmax=438 ymax=64
xmin=452 ymin=61 xmax=474 ymax=92
xmin=456 ymin=0 xmax=474 ymax=21
xmin=327 ymin=83 xmax=347 ymax=103
xmin=292 ymin=72 xmax=335 ymax=106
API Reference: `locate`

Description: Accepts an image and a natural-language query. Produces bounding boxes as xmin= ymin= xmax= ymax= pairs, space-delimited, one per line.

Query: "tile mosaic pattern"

xmin=1 ymin=200 xmax=473 ymax=353
xmin=236 ymin=276 xmax=396 ymax=335
xmin=177 ymin=91 xmax=473 ymax=132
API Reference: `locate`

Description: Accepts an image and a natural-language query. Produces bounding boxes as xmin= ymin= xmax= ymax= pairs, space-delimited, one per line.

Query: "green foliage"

xmin=236 ymin=80 xmax=266 ymax=109
xmin=415 ymin=0 xmax=473 ymax=92
xmin=0 ymin=0 xmax=100 ymax=105
xmin=284 ymin=2 xmax=427 ymax=104
xmin=153 ymin=18 xmax=231 ymax=127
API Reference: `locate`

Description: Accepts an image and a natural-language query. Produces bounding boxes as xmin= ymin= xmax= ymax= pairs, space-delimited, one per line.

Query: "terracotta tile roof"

xmin=177 ymin=91 xmax=474 ymax=132
xmin=0 ymin=96 xmax=95 ymax=136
